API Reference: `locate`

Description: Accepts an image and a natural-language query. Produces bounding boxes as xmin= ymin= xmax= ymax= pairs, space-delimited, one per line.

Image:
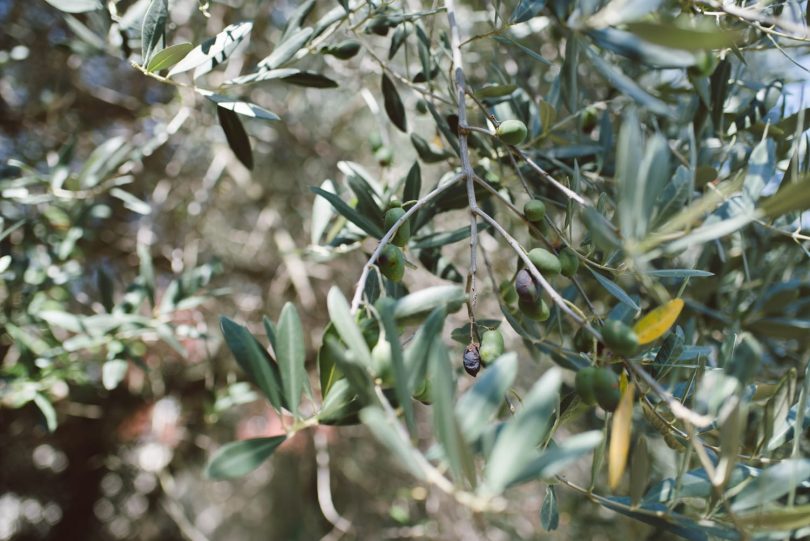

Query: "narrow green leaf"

xmin=141 ymin=0 xmax=167 ymax=66
xmin=258 ymin=27 xmax=314 ymax=70
xmin=102 ymin=359 xmax=129 ymax=390
xmin=760 ymin=173 xmax=810 ymax=218
xmin=376 ymin=298 xmax=415 ymax=434
xmin=310 ymin=186 xmax=384 ymax=238
xmin=201 ymin=90 xmax=280 ymax=121
xmin=168 ymin=22 xmax=253 ymax=78
xmin=43 ymin=0 xmax=101 ymax=13
xmin=382 ymin=73 xmax=407 ymax=133
xmin=455 ymin=354 xmax=518 ymax=443
xmin=731 ymin=459 xmax=810 ymax=512
xmin=736 ymin=504 xmax=810 ymax=531
xmin=403 ymin=306 xmax=446 ymax=391
xmin=540 ymin=485 xmax=559 ymax=531
xmin=509 ymin=431 xmax=603 ymax=486
xmin=205 ymin=436 xmax=286 ymax=479
xmin=359 ymin=407 xmax=426 ymax=480
xmin=616 ymin=109 xmax=644 ymax=239
xmin=429 ymin=338 xmax=476 ymax=487
xmin=220 ymin=317 xmax=284 ymax=411
xmin=589 ymin=268 xmax=640 ymax=312
xmin=403 ymin=162 xmax=421 ymax=203
xmin=483 ymin=369 xmax=562 ymax=494
xmin=583 ymin=45 xmax=673 ymax=117
xmin=510 ymin=0 xmax=547 ymax=24
xmin=625 ymin=22 xmax=741 ymax=51
xmin=33 ymin=393 xmax=57 ymax=432
xmin=281 ymin=72 xmax=338 ymax=88
xmin=393 ymin=285 xmax=465 ymax=321
xmin=326 ymin=287 xmax=373 ymax=368
xmin=216 ymin=106 xmax=253 ymax=170
xmin=277 ymin=303 xmax=306 ymax=417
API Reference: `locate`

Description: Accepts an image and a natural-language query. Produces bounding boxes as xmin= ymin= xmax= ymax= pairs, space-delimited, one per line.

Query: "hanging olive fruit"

xmin=518 ymin=297 xmax=550 ymax=321
xmin=515 ymin=268 xmax=538 ymax=303
xmin=499 ymin=279 xmax=518 ymax=305
xmin=558 ymin=247 xmax=579 ymax=277
xmin=479 ymin=329 xmax=504 ymax=365
xmin=383 ymin=207 xmax=410 ymax=246
xmin=375 ymin=146 xmax=393 ymax=166
xmin=371 ymin=337 xmax=393 ymax=385
xmin=415 ymin=99 xmax=429 ymax=115
xmin=378 ymin=244 xmax=404 ymax=282
xmin=323 ymin=39 xmax=361 ymax=60
xmin=528 ymin=248 xmax=561 ymax=275
xmin=601 ymin=319 xmax=639 ymax=356
xmin=524 ymin=199 xmax=546 ymax=223
xmin=463 ymin=343 xmax=481 ymax=376
xmin=496 ymin=119 xmax=528 ymax=146
xmin=573 ymin=327 xmax=593 ymax=353
xmin=575 ymin=367 xmax=598 ymax=405
xmin=593 ymin=368 xmax=621 ymax=411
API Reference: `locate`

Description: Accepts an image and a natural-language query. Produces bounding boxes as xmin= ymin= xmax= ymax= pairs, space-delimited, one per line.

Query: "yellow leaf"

xmin=608 ymin=383 xmax=634 ymax=490
xmin=633 ymin=298 xmax=684 ymax=345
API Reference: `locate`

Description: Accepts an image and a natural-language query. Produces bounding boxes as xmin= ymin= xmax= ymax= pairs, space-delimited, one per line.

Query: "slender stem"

xmin=446 ymin=0 xmax=480 ymax=336
xmin=513 ymin=147 xmax=588 ymax=206
xmin=349 ymin=173 xmax=464 ymax=314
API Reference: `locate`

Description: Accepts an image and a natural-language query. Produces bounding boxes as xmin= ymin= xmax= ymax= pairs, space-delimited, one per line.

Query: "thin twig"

xmin=446 ymin=0 xmax=480 ymax=337
xmin=315 ymin=429 xmax=352 ymax=541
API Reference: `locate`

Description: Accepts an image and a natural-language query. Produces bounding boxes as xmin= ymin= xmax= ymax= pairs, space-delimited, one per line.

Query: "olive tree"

xmin=11 ymin=0 xmax=810 ymax=538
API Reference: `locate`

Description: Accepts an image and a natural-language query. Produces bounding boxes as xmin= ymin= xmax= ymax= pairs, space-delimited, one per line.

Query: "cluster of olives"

xmin=462 ymin=328 xmax=505 ymax=377
xmin=575 ymin=366 xmax=620 ymax=411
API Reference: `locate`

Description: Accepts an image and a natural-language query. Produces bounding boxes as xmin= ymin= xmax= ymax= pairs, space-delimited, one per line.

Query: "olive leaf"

xmin=381 ymin=73 xmax=407 ymax=133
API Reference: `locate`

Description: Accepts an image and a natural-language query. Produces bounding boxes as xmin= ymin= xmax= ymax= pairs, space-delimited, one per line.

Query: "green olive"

xmin=371 ymin=338 xmax=394 ymax=385
xmin=573 ymin=327 xmax=593 ymax=353
xmin=384 ymin=207 xmax=410 ymax=246
xmin=575 ymin=367 xmax=598 ymax=405
xmin=378 ymin=244 xmax=404 ymax=282
xmin=375 ymin=146 xmax=393 ymax=166
xmin=601 ymin=320 xmax=639 ymax=357
xmin=593 ymin=368 xmax=621 ymax=412
xmin=528 ymin=248 xmax=561 ymax=275
xmin=558 ymin=247 xmax=579 ymax=277
xmin=496 ymin=119 xmax=528 ymax=146
xmin=519 ymin=296 xmax=550 ymax=321
xmin=415 ymin=99 xmax=429 ymax=115
xmin=324 ymin=39 xmax=361 ymax=60
xmin=524 ymin=199 xmax=546 ymax=223
xmin=479 ymin=329 xmax=505 ymax=365
xmin=499 ymin=279 xmax=518 ymax=305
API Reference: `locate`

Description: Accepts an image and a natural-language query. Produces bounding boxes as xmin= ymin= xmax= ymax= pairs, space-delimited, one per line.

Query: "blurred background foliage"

xmin=2 ymin=0 xmax=810 ymax=540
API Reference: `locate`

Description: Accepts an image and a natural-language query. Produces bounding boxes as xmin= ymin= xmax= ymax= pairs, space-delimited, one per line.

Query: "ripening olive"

xmin=528 ymin=248 xmax=561 ymax=275
xmin=559 ymin=247 xmax=579 ymax=277
xmin=496 ymin=119 xmax=528 ymax=146
xmin=601 ymin=319 xmax=639 ymax=357
xmin=593 ymin=368 xmax=621 ymax=411
xmin=575 ymin=367 xmax=598 ymax=405
xmin=365 ymin=16 xmax=390 ymax=36
xmin=515 ymin=268 xmax=538 ymax=303
xmin=378 ymin=244 xmax=404 ymax=282
xmin=479 ymin=329 xmax=504 ymax=365
xmin=524 ymin=199 xmax=546 ymax=223
xmin=518 ymin=296 xmax=550 ymax=321
xmin=463 ymin=343 xmax=481 ymax=376
xmin=384 ymin=207 xmax=410 ymax=246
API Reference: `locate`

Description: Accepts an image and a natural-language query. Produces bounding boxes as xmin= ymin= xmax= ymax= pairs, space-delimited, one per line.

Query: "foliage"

xmin=5 ymin=0 xmax=810 ymax=538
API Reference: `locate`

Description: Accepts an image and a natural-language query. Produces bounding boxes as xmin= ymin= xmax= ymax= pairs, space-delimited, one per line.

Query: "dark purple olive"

xmin=515 ymin=268 xmax=539 ymax=303
xmin=463 ymin=343 xmax=481 ymax=377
